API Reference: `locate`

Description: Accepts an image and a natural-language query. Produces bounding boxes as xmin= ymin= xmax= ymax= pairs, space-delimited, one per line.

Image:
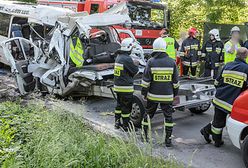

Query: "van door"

xmin=1 ymin=37 xmax=40 ymax=95
xmin=0 ymin=12 xmax=12 ymax=65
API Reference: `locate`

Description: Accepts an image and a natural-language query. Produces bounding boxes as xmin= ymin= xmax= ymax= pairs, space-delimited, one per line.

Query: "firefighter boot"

xmin=114 ymin=110 xmax=122 ymax=129
xmin=165 ymin=127 xmax=173 ymax=147
xmin=122 ymin=117 xmax=131 ymax=132
xmin=141 ymin=124 xmax=149 ymax=142
xmin=200 ymin=123 xmax=212 ymax=143
xmin=212 ymin=133 xmax=224 ymax=147
xmin=115 ymin=118 xmax=121 ymax=129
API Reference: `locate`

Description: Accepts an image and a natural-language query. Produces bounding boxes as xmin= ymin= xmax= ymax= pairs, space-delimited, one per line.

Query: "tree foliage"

xmin=17 ymin=0 xmax=36 ymax=3
xmin=164 ymin=0 xmax=248 ymax=38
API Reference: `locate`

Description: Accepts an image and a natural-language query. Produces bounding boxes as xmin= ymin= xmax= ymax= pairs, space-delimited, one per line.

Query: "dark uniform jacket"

xmin=214 ymin=58 xmax=248 ymax=113
xmin=141 ymin=52 xmax=179 ymax=103
xmin=180 ymin=37 xmax=201 ymax=66
xmin=202 ymin=40 xmax=224 ymax=69
xmin=113 ymin=51 xmax=139 ymax=93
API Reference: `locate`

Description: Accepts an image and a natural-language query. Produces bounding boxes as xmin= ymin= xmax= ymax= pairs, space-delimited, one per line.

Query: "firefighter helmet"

xmin=188 ymin=27 xmax=198 ymax=37
xmin=121 ymin=38 xmax=135 ymax=52
xmin=209 ymin=29 xmax=221 ymax=41
xmin=152 ymin=37 xmax=167 ymax=53
xmin=231 ymin=26 xmax=240 ymax=34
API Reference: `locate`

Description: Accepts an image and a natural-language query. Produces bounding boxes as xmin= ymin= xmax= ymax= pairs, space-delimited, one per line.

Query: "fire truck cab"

xmin=38 ymin=0 xmax=168 ymax=53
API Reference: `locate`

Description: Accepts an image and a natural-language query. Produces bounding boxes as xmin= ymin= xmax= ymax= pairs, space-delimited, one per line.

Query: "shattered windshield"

xmin=127 ymin=2 xmax=165 ymax=29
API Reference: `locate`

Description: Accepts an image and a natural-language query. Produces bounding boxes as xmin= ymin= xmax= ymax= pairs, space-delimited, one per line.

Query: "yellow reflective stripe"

xmin=185 ymin=46 xmax=190 ymax=50
xmin=211 ymin=126 xmax=222 ymax=135
xmin=113 ymin=85 xmax=134 ymax=93
xmin=213 ymin=98 xmax=232 ymax=112
xmin=179 ymin=52 xmax=185 ymax=56
xmin=121 ymin=113 xmax=130 ymax=118
xmin=151 ymin=67 xmax=173 ymax=74
xmin=183 ymin=61 xmax=199 ymax=66
xmin=115 ymin=110 xmax=121 ymax=114
xmin=222 ymin=74 xmax=246 ymax=80
xmin=141 ymin=80 xmax=150 ymax=88
xmin=222 ymin=70 xmax=247 ymax=80
xmin=182 ymin=61 xmax=190 ymax=66
xmin=147 ymin=93 xmax=174 ymax=102
xmin=164 ymin=122 xmax=175 ymax=127
xmin=153 ymin=48 xmax=167 ymax=52
xmin=114 ymin=63 xmax=124 ymax=70
xmin=142 ymin=121 xmax=149 ymax=126
xmin=215 ymin=63 xmax=220 ymax=67
xmin=173 ymin=82 xmax=180 ymax=89
xmin=191 ymin=62 xmax=198 ymax=66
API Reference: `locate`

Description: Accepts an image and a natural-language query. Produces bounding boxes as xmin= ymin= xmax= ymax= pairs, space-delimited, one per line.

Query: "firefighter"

xmin=113 ymin=38 xmax=139 ymax=131
xmin=160 ymin=28 xmax=179 ymax=60
xmin=179 ymin=27 xmax=201 ymax=77
xmin=224 ymin=26 xmax=241 ymax=64
xmin=141 ymin=37 xmax=179 ymax=147
xmin=202 ymin=29 xmax=224 ymax=79
xmin=201 ymin=47 xmax=248 ymax=147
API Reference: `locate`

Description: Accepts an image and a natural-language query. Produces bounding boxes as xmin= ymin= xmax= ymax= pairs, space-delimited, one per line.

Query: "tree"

xmin=163 ymin=0 xmax=248 ymax=38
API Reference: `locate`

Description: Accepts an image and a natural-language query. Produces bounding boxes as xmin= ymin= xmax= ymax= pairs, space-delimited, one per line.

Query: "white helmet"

xmin=121 ymin=38 xmax=135 ymax=52
xmin=231 ymin=26 xmax=240 ymax=33
xmin=209 ymin=29 xmax=221 ymax=41
xmin=152 ymin=37 xmax=167 ymax=53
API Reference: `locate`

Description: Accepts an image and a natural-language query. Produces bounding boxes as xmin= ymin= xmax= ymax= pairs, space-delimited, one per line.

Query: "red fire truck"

xmin=38 ymin=0 xmax=169 ymax=53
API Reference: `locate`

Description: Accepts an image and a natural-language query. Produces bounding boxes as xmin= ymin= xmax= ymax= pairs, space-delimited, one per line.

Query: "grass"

xmin=0 ymin=101 xmax=182 ymax=168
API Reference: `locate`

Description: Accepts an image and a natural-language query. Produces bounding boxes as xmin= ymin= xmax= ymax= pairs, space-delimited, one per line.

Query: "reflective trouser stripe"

xmin=213 ymin=98 xmax=232 ymax=112
xmin=121 ymin=113 xmax=130 ymax=118
xmin=182 ymin=61 xmax=198 ymax=67
xmin=141 ymin=80 xmax=150 ymax=88
xmin=115 ymin=110 xmax=121 ymax=114
xmin=211 ymin=126 xmax=222 ymax=135
xmin=142 ymin=121 xmax=149 ymax=126
xmin=173 ymin=82 xmax=180 ymax=89
xmin=147 ymin=93 xmax=174 ymax=102
xmin=113 ymin=85 xmax=134 ymax=93
xmin=164 ymin=122 xmax=174 ymax=127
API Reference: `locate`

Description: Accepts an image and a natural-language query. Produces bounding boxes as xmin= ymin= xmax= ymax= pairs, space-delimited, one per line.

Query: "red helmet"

xmin=188 ymin=27 xmax=198 ymax=37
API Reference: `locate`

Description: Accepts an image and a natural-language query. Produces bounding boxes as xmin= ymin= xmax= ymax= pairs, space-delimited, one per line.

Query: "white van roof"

xmin=0 ymin=0 xmax=74 ymax=26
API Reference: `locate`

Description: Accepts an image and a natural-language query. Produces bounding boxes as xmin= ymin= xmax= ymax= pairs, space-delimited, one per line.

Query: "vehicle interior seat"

xmin=11 ymin=24 xmax=23 ymax=38
xmin=87 ymin=42 xmax=121 ymax=64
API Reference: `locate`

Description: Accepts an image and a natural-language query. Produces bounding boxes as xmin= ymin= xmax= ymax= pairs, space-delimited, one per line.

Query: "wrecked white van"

xmin=0 ymin=3 xmax=145 ymax=97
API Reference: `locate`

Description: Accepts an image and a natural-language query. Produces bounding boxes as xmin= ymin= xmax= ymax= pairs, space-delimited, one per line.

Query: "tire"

xmin=242 ymin=135 xmax=248 ymax=168
xmin=189 ymin=103 xmax=211 ymax=114
xmin=130 ymin=94 xmax=146 ymax=128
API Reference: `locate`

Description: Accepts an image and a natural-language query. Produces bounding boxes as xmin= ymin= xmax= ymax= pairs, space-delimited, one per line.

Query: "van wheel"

xmin=189 ymin=103 xmax=211 ymax=114
xmin=242 ymin=135 xmax=248 ymax=168
xmin=130 ymin=94 xmax=146 ymax=128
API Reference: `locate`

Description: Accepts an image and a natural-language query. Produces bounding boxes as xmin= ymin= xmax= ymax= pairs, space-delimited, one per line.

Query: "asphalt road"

xmin=52 ymin=97 xmax=245 ymax=168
